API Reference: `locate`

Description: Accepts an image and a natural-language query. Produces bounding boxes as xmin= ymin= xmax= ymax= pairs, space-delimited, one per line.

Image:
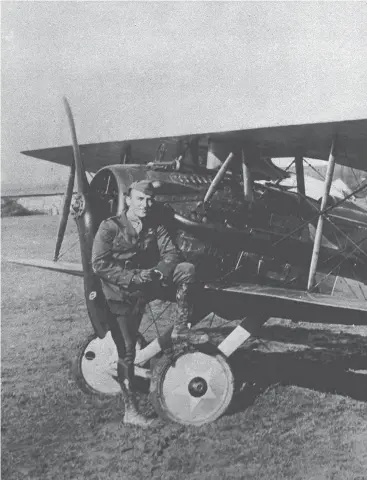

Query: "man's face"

xmin=126 ymin=188 xmax=153 ymax=218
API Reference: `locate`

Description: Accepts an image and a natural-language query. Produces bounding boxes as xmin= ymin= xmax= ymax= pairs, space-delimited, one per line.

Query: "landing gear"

xmin=72 ymin=331 xmax=149 ymax=398
xmin=73 ymin=331 xmax=237 ymax=425
xmin=150 ymin=350 xmax=234 ymax=426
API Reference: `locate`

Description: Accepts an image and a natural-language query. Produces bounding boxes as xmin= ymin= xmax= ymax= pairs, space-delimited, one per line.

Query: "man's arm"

xmin=154 ymin=224 xmax=181 ymax=281
xmin=92 ymin=220 xmax=135 ymax=288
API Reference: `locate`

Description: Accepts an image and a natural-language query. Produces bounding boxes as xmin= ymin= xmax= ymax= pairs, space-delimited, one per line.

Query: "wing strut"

xmin=241 ymin=149 xmax=254 ymax=204
xmin=295 ymin=155 xmax=305 ymax=196
xmin=203 ymin=152 xmax=234 ymax=204
xmin=307 ymin=138 xmax=337 ymax=291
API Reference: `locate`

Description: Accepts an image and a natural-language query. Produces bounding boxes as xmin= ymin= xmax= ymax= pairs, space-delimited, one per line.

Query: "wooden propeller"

xmin=55 ymin=97 xmax=109 ymax=338
xmin=53 ymin=159 xmax=75 ymax=261
xmin=53 ymin=98 xmax=90 ymax=261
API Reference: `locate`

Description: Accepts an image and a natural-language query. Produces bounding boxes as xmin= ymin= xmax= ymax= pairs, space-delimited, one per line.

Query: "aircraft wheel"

xmin=150 ymin=350 xmax=234 ymax=426
xmin=72 ymin=331 xmax=148 ymax=398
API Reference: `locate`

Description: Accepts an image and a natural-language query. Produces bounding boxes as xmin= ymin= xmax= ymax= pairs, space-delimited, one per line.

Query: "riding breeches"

xmin=106 ymin=262 xmax=196 ymax=366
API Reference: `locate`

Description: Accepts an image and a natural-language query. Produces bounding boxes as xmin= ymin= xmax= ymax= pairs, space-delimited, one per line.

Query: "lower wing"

xmin=7 ymin=258 xmax=367 ymax=325
xmin=7 ymin=258 xmax=84 ymax=277
xmin=205 ymin=282 xmax=367 ymax=326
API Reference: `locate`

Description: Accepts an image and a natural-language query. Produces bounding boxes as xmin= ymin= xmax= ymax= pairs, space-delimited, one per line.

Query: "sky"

xmin=2 ymin=1 xmax=367 ymax=192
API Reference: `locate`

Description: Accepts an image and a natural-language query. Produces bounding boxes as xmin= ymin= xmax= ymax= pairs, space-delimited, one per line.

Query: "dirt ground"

xmin=2 ymin=215 xmax=367 ymax=480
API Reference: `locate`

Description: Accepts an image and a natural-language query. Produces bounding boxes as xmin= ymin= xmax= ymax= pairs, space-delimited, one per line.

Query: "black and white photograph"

xmin=2 ymin=1 xmax=367 ymax=479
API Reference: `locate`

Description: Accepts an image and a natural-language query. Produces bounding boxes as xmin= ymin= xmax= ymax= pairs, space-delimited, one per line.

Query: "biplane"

xmin=9 ymin=98 xmax=367 ymax=426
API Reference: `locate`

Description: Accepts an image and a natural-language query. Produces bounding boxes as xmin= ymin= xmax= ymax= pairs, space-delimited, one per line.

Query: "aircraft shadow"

xmin=199 ymin=323 xmax=367 ymax=413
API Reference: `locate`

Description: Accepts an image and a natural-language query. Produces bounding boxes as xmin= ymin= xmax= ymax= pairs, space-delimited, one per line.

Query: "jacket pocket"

xmin=111 ymin=234 xmax=135 ymax=253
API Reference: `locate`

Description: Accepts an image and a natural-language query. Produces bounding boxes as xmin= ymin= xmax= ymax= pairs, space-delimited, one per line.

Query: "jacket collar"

xmin=118 ymin=210 xmax=153 ymax=240
xmin=117 ymin=210 xmax=138 ymax=240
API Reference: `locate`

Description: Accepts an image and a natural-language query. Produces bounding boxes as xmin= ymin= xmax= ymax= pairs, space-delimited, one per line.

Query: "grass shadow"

xmin=209 ymin=323 xmax=367 ymax=415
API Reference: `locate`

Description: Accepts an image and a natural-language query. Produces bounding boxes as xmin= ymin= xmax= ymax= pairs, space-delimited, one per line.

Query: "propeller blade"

xmin=53 ymin=160 xmax=75 ymax=261
xmin=62 ymin=97 xmax=110 ymax=339
xmin=62 ymin=97 xmax=89 ymax=194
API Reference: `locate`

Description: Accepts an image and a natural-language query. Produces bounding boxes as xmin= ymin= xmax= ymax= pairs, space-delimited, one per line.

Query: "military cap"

xmin=128 ymin=180 xmax=155 ymax=196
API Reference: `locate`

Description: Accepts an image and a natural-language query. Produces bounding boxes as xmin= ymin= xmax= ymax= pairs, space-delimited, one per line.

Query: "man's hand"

xmin=132 ymin=269 xmax=158 ymax=285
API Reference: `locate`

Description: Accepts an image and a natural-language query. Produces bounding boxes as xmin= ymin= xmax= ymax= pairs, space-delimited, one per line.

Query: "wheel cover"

xmin=160 ymin=351 xmax=234 ymax=425
xmin=81 ymin=332 xmax=120 ymax=394
xmin=80 ymin=332 xmax=145 ymax=394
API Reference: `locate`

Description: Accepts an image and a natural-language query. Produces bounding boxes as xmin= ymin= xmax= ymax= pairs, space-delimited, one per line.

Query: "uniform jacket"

xmin=92 ymin=207 xmax=181 ymax=301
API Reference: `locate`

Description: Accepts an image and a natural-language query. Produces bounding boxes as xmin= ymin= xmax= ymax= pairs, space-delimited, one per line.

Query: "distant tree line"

xmin=1 ymin=198 xmax=45 ymax=217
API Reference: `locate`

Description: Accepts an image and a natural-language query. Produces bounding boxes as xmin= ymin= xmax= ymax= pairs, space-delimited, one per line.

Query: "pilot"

xmin=92 ymin=179 xmax=206 ymax=427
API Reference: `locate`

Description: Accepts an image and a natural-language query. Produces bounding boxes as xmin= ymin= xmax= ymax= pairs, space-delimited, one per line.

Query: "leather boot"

xmin=172 ymin=283 xmax=209 ymax=344
xmin=118 ymin=360 xmax=153 ymax=428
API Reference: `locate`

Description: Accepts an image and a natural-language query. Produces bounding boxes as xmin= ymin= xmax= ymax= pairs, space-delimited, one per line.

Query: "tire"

xmin=150 ymin=349 xmax=234 ymax=426
xmin=72 ymin=331 xmax=149 ymax=399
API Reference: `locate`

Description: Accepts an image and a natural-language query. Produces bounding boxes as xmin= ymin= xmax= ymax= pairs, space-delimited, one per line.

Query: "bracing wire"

xmin=271 ymin=180 xmax=367 ymax=248
xmin=280 ymin=177 xmax=367 ymax=261
xmin=55 ymin=239 xmax=80 ymax=261
xmin=273 ymin=181 xmax=367 ymax=291
xmin=147 ymin=302 xmax=161 ymax=338
xmin=311 ymin=235 xmax=367 ymax=292
xmin=141 ymin=301 xmax=173 ymax=336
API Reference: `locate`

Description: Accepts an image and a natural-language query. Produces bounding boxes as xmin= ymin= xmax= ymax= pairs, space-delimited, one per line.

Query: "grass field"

xmin=2 ymin=215 xmax=367 ymax=480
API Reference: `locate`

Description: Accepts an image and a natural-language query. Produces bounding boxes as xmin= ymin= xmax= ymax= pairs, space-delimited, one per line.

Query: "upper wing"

xmin=21 ymin=138 xmax=179 ymax=173
xmin=22 ymin=118 xmax=367 ymax=172
xmin=206 ymin=282 xmax=367 ymax=326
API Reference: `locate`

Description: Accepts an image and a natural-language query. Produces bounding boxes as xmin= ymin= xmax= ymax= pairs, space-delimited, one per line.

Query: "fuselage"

xmin=89 ymin=164 xmax=367 ymax=295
